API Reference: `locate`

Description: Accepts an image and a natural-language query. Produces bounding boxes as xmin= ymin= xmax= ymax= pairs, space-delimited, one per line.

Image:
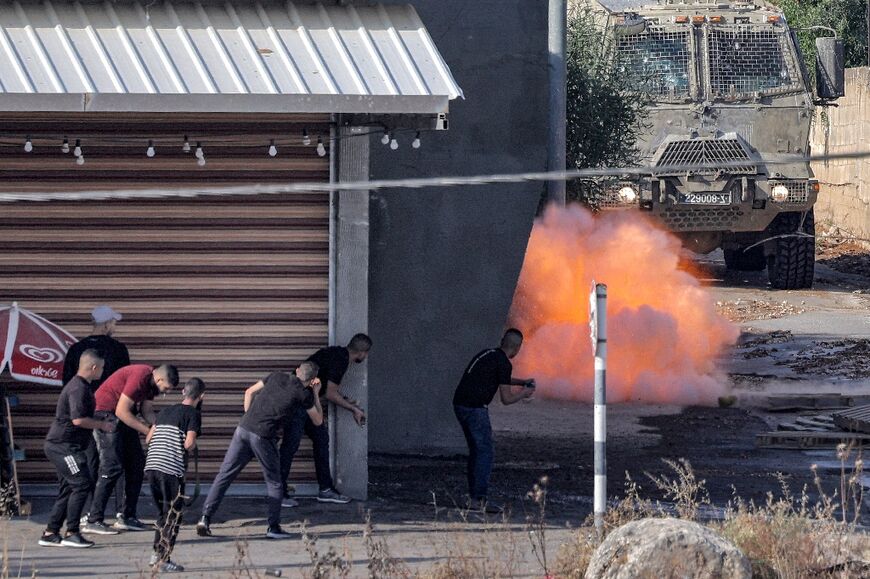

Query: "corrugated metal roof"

xmin=0 ymin=0 xmax=462 ymax=114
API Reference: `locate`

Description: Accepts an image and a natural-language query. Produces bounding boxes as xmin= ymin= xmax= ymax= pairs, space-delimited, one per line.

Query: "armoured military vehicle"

xmin=587 ymin=0 xmax=844 ymax=289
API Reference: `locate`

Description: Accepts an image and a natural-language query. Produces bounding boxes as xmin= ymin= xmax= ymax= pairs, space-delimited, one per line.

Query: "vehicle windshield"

xmin=707 ymin=28 xmax=800 ymax=95
xmin=615 ymin=28 xmax=692 ymax=98
xmin=615 ymin=25 xmax=802 ymax=100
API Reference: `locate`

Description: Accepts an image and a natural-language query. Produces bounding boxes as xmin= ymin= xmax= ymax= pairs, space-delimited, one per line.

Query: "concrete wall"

xmin=366 ymin=0 xmax=548 ymax=453
xmin=810 ymin=67 xmax=870 ymax=247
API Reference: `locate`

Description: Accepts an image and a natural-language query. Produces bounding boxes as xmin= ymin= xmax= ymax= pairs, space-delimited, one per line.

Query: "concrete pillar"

xmin=332 ymin=125 xmax=370 ymax=500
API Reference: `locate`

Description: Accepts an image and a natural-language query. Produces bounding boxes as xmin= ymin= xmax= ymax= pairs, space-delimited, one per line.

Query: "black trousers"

xmin=279 ymin=405 xmax=333 ymax=492
xmin=148 ymin=470 xmax=185 ymax=562
xmin=89 ymin=413 xmax=145 ymax=522
xmin=83 ymin=436 xmax=125 ymax=517
xmin=44 ymin=441 xmax=93 ymax=535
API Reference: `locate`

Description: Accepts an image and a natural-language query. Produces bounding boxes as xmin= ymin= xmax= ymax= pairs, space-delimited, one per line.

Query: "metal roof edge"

xmin=0 ymin=93 xmax=451 ymax=115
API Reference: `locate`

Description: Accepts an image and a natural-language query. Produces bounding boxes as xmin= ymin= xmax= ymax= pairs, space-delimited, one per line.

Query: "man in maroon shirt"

xmin=83 ymin=364 xmax=178 ymax=534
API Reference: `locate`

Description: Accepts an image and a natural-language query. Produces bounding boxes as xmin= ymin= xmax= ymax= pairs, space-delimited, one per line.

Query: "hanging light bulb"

xmin=268 ymin=139 xmax=278 ymax=157
xmin=182 ymin=135 xmax=191 ymax=153
xmin=76 ymin=154 xmax=85 ymax=166
xmin=195 ymin=142 xmax=204 ymax=159
xmin=24 ymin=136 xmax=32 ymax=153
xmin=412 ymin=131 xmax=421 ymax=149
xmin=390 ymin=136 xmax=399 ymax=150
xmin=61 ymin=137 xmax=70 ymax=154
xmin=197 ymin=156 xmax=206 ymax=167
xmin=146 ymin=140 xmax=156 ymax=158
xmin=316 ymin=136 xmax=326 ymax=157
xmin=381 ymin=131 xmax=390 ymax=145
xmin=302 ymin=128 xmax=311 ymax=146
xmin=73 ymin=139 xmax=82 ymax=157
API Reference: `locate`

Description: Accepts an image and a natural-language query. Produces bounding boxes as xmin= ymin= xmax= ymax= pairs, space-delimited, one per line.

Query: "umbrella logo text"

xmin=19 ymin=344 xmax=64 ymax=364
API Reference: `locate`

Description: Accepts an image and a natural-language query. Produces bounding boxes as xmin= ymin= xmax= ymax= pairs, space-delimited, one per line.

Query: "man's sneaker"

xmin=114 ymin=516 xmax=147 ymax=531
xmin=38 ymin=532 xmax=63 ymax=547
xmin=196 ymin=516 xmax=212 ymax=537
xmin=82 ymin=521 xmax=120 ymax=535
xmin=317 ymin=488 xmax=351 ymax=504
xmin=149 ymin=553 xmax=159 ymax=566
xmin=160 ymin=560 xmax=185 ymax=572
xmin=265 ymin=526 xmax=293 ymax=539
xmin=60 ymin=532 xmax=95 ymax=548
xmin=282 ymin=497 xmax=299 ymax=508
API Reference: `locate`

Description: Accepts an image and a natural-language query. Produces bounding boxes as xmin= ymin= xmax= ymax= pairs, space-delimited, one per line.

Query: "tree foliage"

xmin=774 ymin=0 xmax=868 ymax=80
xmin=566 ymin=6 xmax=649 ymax=203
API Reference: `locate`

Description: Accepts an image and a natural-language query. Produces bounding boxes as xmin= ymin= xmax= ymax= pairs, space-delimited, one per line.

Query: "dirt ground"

xmin=370 ymin=243 xmax=870 ymax=524
xmin=8 ymin=244 xmax=870 ymax=577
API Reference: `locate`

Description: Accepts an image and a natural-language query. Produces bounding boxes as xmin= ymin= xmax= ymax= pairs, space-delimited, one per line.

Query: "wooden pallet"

xmin=756 ymin=430 xmax=870 ymax=450
xmin=766 ymin=394 xmax=870 ymax=412
xmin=832 ymin=405 xmax=870 ymax=434
xmin=777 ymin=414 xmax=837 ymax=432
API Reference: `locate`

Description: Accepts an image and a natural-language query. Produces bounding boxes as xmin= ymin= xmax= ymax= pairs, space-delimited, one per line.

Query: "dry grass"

xmin=554 ymin=445 xmax=868 ymax=579
xmin=417 ymin=502 xmax=522 ymax=579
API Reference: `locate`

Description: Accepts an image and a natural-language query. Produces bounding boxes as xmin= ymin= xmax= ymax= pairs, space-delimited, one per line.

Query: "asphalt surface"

xmin=9 ymin=250 xmax=870 ymax=577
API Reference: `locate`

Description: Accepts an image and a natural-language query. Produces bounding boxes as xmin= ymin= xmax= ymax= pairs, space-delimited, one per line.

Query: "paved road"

xmin=9 ymin=253 xmax=870 ymax=577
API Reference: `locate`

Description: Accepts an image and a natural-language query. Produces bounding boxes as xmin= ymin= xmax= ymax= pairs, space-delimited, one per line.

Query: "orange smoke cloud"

xmin=508 ymin=204 xmax=739 ymax=404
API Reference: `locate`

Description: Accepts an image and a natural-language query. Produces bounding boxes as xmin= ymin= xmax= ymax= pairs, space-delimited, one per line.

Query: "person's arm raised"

xmin=243 ymin=380 xmax=265 ymax=412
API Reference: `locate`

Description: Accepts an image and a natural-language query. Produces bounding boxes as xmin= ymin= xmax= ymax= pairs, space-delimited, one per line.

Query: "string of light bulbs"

xmin=3 ymin=149 xmax=870 ymax=203
xmin=0 ymin=126 xmax=425 ymax=166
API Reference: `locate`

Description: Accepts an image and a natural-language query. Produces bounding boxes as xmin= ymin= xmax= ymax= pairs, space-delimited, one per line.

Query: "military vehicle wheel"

xmin=724 ymin=246 xmax=766 ymax=271
xmin=767 ymin=209 xmax=815 ymax=290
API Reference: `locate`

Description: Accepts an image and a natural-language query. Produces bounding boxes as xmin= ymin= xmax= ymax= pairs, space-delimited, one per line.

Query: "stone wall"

xmin=810 ymin=67 xmax=870 ymax=246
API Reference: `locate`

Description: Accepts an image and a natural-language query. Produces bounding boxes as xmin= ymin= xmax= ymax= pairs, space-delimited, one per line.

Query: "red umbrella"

xmin=0 ymin=302 xmax=77 ymax=386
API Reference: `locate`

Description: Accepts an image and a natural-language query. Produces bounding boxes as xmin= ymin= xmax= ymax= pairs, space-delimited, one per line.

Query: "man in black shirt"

xmin=62 ymin=305 xmax=130 ymax=389
xmin=62 ymin=305 xmax=130 ymax=525
xmin=197 ymin=363 xmax=322 ymax=539
xmin=279 ymin=333 xmax=372 ymax=505
xmin=39 ymin=350 xmax=116 ymax=549
xmin=453 ymin=329 xmax=535 ymax=509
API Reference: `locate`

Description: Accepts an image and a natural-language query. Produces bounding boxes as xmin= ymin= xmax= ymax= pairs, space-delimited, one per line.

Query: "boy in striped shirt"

xmin=144 ymin=378 xmax=205 ymax=573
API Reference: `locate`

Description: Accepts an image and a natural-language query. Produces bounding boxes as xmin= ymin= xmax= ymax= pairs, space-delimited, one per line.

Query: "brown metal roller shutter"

xmin=0 ymin=115 xmax=330 ymax=485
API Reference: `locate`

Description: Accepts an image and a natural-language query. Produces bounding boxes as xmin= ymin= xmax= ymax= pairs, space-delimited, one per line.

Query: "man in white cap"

xmin=62 ymin=305 xmax=130 ymax=530
xmin=63 ymin=306 xmax=130 ymax=390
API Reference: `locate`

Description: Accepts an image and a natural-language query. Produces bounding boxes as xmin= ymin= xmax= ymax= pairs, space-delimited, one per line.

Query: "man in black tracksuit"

xmin=39 ymin=350 xmax=116 ymax=549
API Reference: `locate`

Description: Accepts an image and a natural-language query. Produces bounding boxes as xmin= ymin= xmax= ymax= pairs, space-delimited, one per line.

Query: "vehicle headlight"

xmin=770 ymin=184 xmax=789 ymax=202
xmin=617 ymin=186 xmax=638 ymax=203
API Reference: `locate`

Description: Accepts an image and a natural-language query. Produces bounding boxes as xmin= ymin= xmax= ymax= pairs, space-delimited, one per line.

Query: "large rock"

xmin=585 ymin=518 xmax=751 ymax=579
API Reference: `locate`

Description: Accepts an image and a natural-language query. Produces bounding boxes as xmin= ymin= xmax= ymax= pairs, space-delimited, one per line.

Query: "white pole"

xmin=547 ymin=0 xmax=567 ymax=205
xmin=591 ymin=283 xmax=607 ymax=537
